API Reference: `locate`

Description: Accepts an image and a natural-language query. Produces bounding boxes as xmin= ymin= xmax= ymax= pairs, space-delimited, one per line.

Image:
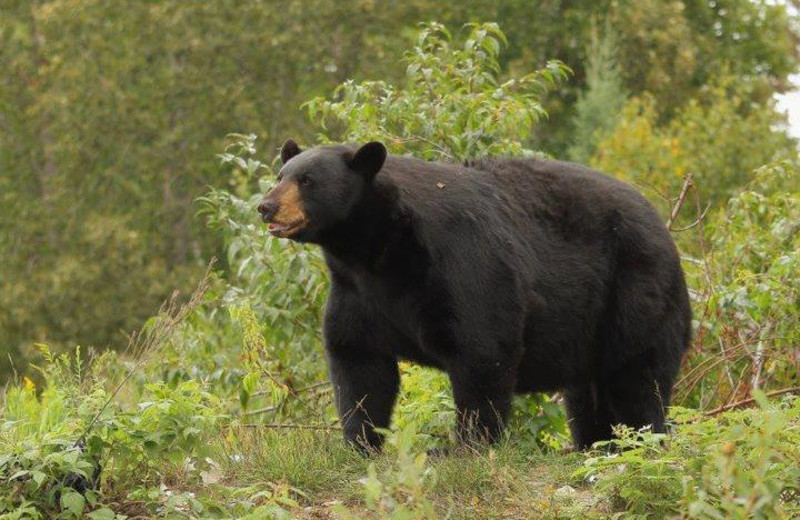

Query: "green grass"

xmin=219 ymin=427 xmax=368 ymax=497
xmin=212 ymin=427 xmax=611 ymax=519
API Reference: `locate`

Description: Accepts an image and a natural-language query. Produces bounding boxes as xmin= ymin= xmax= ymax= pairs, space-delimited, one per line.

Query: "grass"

xmin=219 ymin=427 xmax=368 ymax=496
xmin=212 ymin=427 xmax=611 ymax=519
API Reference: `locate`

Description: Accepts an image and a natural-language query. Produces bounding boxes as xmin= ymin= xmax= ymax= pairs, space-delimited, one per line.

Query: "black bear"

xmin=258 ymin=140 xmax=692 ymax=451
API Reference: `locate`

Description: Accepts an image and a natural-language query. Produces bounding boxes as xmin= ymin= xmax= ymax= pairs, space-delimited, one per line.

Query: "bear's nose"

xmin=257 ymin=199 xmax=279 ymax=222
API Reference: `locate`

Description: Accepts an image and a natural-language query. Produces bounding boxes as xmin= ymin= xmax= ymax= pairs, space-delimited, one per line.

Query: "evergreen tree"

xmin=568 ymin=24 xmax=626 ymax=164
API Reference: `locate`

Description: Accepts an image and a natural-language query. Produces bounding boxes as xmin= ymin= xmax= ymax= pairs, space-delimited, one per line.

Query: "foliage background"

xmin=1 ymin=2 xmax=799 ymax=519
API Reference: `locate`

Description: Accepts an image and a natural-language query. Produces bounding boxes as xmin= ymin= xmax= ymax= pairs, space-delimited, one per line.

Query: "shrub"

xmin=676 ymin=162 xmax=800 ymax=408
xmin=336 ymin=425 xmax=439 ymax=520
xmin=0 ymin=344 xmax=298 ymax=519
xmin=305 ymin=22 xmax=569 ymax=161
xmin=575 ymin=394 xmax=800 ymax=519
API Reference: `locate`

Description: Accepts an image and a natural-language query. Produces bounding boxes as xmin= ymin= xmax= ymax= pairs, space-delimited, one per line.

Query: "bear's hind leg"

xmin=565 ymin=383 xmax=615 ymax=450
xmin=605 ymin=353 xmax=673 ymax=436
xmin=568 ymin=354 xmax=678 ymax=450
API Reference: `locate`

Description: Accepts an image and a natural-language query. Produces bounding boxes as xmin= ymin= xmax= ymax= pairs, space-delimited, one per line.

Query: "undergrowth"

xmin=3 ymin=347 xmax=798 ymax=520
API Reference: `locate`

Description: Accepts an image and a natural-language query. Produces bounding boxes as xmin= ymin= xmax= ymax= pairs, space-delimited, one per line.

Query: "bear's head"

xmin=257 ymin=139 xmax=387 ymax=243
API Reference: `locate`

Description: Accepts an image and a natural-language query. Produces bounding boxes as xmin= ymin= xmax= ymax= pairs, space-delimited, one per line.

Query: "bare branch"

xmin=242 ymin=423 xmax=342 ymax=431
xmin=671 ymin=203 xmax=711 ymax=232
xmin=666 ymin=173 xmax=694 ymax=230
xmin=702 ymin=387 xmax=800 ymax=418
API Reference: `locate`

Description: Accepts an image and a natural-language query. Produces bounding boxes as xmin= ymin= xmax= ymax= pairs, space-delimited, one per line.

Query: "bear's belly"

xmin=378 ymin=308 xmax=446 ymax=369
xmin=515 ymin=348 xmax=588 ymax=392
xmin=357 ymin=282 xmax=448 ymax=369
xmin=514 ymin=316 xmax=598 ymax=392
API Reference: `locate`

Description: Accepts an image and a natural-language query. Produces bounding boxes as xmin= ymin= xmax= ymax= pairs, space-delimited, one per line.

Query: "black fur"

xmin=264 ymin=143 xmax=692 ymax=451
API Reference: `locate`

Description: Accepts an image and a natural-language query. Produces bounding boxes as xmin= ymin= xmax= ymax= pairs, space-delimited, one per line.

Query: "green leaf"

xmin=60 ymin=490 xmax=86 ymax=517
xmin=31 ymin=471 xmax=47 ymax=488
xmin=87 ymin=507 xmax=117 ymax=520
xmin=242 ymin=371 xmax=260 ymax=395
xmin=7 ymin=469 xmax=30 ymax=481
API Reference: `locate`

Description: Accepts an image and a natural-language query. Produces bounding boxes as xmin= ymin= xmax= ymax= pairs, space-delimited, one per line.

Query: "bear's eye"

xmin=300 ymin=175 xmax=312 ymax=187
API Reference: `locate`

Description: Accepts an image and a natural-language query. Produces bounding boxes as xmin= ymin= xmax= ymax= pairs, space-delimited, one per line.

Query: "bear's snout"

xmin=257 ymin=183 xmax=308 ymax=239
xmin=257 ymin=198 xmax=279 ymax=222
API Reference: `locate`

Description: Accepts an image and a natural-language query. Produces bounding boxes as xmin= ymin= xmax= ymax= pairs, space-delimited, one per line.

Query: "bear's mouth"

xmin=267 ymin=219 xmax=307 ymax=238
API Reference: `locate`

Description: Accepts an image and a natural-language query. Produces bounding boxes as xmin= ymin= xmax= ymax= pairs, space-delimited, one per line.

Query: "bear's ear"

xmin=349 ymin=141 xmax=387 ymax=182
xmin=281 ymin=139 xmax=302 ymax=165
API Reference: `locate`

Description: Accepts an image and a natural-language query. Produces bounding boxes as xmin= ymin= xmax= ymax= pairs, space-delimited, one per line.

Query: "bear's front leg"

xmin=448 ymin=362 xmax=515 ymax=445
xmin=328 ymin=351 xmax=399 ymax=452
xmin=324 ymin=286 xmax=399 ymax=452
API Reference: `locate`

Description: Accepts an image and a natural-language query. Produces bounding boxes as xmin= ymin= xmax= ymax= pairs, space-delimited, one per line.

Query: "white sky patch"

xmin=775 ymin=73 xmax=800 ymax=139
xmin=768 ymin=1 xmax=800 ymax=139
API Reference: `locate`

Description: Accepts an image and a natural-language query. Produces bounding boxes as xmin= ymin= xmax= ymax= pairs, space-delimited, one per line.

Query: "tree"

xmin=591 ymin=76 xmax=796 ymax=208
xmin=567 ymin=24 xmax=627 ymax=164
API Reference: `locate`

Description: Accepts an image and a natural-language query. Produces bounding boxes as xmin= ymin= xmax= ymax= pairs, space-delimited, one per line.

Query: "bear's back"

xmin=378 ymin=155 xmax=669 ymax=249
